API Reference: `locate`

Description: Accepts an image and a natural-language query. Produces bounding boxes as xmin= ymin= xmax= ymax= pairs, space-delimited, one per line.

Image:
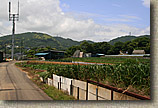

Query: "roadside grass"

xmin=43 ymin=84 xmax=75 ymax=100
xmin=15 ymin=63 xmax=76 ymax=100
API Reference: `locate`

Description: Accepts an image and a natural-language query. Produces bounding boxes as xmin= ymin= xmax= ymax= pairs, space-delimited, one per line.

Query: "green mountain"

xmin=0 ymin=32 xmax=150 ymax=52
xmin=108 ymin=35 xmax=150 ymax=45
xmin=0 ymin=32 xmax=82 ymax=50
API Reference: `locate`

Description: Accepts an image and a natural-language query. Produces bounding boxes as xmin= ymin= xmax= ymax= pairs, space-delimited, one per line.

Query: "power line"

xmin=9 ymin=1 xmax=20 ymax=60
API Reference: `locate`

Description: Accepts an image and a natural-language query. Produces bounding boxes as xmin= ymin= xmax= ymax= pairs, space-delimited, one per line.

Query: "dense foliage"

xmin=66 ymin=36 xmax=150 ymax=57
xmin=0 ymin=32 xmax=150 ymax=58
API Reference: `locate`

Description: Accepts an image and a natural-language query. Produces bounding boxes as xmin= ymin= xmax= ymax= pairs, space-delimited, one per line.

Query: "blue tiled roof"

xmin=35 ymin=53 xmax=49 ymax=56
xmin=96 ymin=54 xmax=105 ymax=56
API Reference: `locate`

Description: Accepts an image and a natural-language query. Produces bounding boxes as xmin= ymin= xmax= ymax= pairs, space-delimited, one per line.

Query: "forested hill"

xmin=0 ymin=32 xmax=150 ymax=50
xmin=0 ymin=32 xmax=82 ymax=50
xmin=109 ymin=35 xmax=150 ymax=45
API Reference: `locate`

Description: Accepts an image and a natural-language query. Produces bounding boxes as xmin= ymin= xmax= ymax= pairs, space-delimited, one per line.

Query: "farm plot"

xmin=16 ymin=58 xmax=150 ymax=97
xmin=50 ymin=57 xmax=150 ymax=64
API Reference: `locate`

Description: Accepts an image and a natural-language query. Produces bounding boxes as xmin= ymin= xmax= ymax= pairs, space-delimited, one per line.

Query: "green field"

xmin=16 ymin=57 xmax=150 ymax=97
xmin=52 ymin=57 xmax=150 ymax=64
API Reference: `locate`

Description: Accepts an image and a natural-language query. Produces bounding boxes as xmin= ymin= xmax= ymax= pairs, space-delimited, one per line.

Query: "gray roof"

xmin=73 ymin=50 xmax=80 ymax=57
xmin=132 ymin=50 xmax=145 ymax=54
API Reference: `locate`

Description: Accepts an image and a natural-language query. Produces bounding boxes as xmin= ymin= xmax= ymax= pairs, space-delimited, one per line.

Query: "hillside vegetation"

xmin=109 ymin=35 xmax=150 ymax=45
xmin=0 ymin=32 xmax=150 ymax=57
xmin=66 ymin=36 xmax=150 ymax=57
xmin=0 ymin=32 xmax=81 ymax=50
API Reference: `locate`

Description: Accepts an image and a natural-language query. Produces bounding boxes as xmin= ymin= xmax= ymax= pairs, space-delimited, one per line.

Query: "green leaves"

xmin=19 ymin=59 xmax=150 ymax=95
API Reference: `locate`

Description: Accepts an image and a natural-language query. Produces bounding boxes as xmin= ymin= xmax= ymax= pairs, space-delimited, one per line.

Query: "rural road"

xmin=0 ymin=61 xmax=52 ymax=100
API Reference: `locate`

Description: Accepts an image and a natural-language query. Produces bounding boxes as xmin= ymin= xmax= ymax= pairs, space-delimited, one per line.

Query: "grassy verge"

xmin=43 ymin=85 xmax=75 ymax=100
xmin=16 ymin=63 xmax=76 ymax=100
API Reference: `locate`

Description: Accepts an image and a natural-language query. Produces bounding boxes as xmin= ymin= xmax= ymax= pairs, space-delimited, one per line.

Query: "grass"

xmin=16 ymin=63 xmax=76 ymax=100
xmin=43 ymin=85 xmax=75 ymax=100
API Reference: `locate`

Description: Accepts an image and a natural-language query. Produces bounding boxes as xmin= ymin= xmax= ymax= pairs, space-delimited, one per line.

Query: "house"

xmin=72 ymin=50 xmax=80 ymax=58
xmin=84 ymin=53 xmax=92 ymax=57
xmin=72 ymin=50 xmax=92 ymax=58
xmin=35 ymin=50 xmax=65 ymax=60
xmin=0 ymin=52 xmax=3 ymax=62
xmin=132 ymin=50 xmax=145 ymax=55
xmin=119 ymin=50 xmax=128 ymax=55
xmin=79 ymin=52 xmax=84 ymax=58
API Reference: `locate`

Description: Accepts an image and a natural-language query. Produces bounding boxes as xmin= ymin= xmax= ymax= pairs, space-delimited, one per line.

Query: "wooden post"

xmin=96 ymin=88 xmax=98 ymax=100
xmin=70 ymin=80 xmax=73 ymax=95
xmin=77 ymin=87 xmax=79 ymax=100
xmin=58 ymin=82 xmax=59 ymax=90
xmin=59 ymin=77 xmax=61 ymax=90
xmin=111 ymin=90 xmax=113 ymax=100
xmin=86 ymin=80 xmax=88 ymax=100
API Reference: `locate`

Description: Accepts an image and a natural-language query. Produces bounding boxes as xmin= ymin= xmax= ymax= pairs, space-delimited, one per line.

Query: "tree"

xmin=107 ymin=46 xmax=116 ymax=55
xmin=112 ymin=42 xmax=124 ymax=54
xmin=80 ymin=41 xmax=93 ymax=53
xmin=66 ymin=46 xmax=80 ymax=57
xmin=98 ymin=42 xmax=111 ymax=54
xmin=26 ymin=49 xmax=36 ymax=58
xmin=145 ymin=42 xmax=150 ymax=54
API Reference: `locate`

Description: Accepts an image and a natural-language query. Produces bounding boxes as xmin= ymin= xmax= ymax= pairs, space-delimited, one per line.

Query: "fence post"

xmin=46 ymin=78 xmax=48 ymax=84
xmin=111 ymin=90 xmax=113 ymax=100
xmin=96 ymin=88 xmax=98 ymax=100
xmin=70 ymin=80 xmax=73 ymax=95
xmin=77 ymin=87 xmax=79 ymax=100
xmin=86 ymin=80 xmax=88 ymax=100
xmin=58 ymin=82 xmax=59 ymax=90
xmin=59 ymin=77 xmax=61 ymax=90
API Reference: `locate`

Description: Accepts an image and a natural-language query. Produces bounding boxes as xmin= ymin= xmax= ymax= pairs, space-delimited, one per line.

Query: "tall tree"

xmin=80 ymin=41 xmax=93 ymax=53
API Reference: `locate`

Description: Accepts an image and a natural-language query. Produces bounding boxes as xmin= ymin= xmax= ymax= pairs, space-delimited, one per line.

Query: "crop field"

xmin=50 ymin=57 xmax=150 ymax=64
xmin=16 ymin=58 xmax=150 ymax=97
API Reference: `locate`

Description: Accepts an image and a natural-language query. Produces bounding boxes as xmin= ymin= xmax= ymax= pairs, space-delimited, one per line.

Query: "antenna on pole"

xmin=9 ymin=2 xmax=11 ymax=21
xmin=9 ymin=2 xmax=11 ymax=13
xmin=17 ymin=1 xmax=19 ymax=18
xmin=8 ymin=1 xmax=20 ymax=60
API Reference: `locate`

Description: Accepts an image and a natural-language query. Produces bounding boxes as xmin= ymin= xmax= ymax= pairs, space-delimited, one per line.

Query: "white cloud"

xmin=0 ymin=0 xmax=150 ymax=42
xmin=142 ymin=0 xmax=150 ymax=8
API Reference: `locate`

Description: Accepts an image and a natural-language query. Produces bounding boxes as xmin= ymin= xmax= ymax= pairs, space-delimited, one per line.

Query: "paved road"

xmin=0 ymin=61 xmax=52 ymax=100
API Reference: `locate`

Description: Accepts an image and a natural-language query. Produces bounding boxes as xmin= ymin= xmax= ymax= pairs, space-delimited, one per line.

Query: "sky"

xmin=0 ymin=0 xmax=150 ymax=42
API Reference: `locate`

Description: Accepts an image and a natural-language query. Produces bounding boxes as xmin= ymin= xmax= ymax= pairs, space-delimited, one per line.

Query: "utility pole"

xmin=20 ymin=40 xmax=23 ymax=60
xmin=5 ymin=44 xmax=6 ymax=60
xmin=9 ymin=1 xmax=19 ymax=60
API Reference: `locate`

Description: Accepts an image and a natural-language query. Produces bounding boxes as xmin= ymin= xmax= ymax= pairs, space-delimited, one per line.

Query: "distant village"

xmin=0 ymin=48 xmax=150 ymax=62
